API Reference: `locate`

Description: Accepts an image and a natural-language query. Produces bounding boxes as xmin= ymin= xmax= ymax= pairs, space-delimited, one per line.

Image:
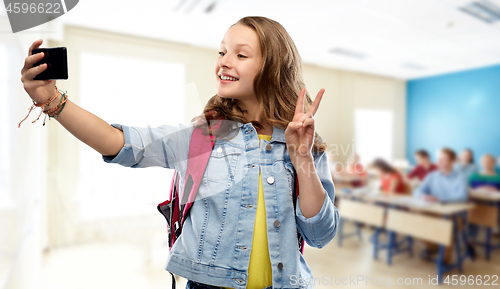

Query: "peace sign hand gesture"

xmin=285 ymin=88 xmax=325 ymax=161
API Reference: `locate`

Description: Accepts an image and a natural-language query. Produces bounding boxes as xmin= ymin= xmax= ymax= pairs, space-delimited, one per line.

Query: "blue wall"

xmin=406 ymin=64 xmax=500 ymax=165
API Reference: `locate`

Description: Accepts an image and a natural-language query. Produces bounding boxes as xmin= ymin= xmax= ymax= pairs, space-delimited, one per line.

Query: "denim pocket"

xmin=205 ymin=144 xmax=242 ymax=182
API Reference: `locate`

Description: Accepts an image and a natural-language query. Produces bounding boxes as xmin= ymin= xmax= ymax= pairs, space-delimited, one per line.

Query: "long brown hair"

xmin=372 ymin=158 xmax=399 ymax=175
xmin=191 ymin=16 xmax=326 ymax=153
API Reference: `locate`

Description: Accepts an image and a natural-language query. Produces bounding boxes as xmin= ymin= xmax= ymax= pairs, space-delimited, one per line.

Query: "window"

xmin=354 ymin=108 xmax=393 ymax=164
xmin=76 ymin=51 xmax=186 ymax=219
xmin=0 ymin=43 xmax=11 ymax=205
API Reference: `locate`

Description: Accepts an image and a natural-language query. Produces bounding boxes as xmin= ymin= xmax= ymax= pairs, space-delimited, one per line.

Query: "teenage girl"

xmin=372 ymin=158 xmax=407 ymax=195
xmin=20 ymin=16 xmax=339 ymax=289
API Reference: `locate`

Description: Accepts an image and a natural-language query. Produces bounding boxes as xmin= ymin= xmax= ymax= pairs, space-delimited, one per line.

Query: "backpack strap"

xmin=158 ymin=117 xmax=222 ymax=289
xmin=179 ymin=118 xmax=223 ymax=224
xmin=157 ymin=171 xmax=181 ymax=247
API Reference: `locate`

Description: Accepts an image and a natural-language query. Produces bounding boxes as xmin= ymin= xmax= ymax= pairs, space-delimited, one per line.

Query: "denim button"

xmin=251 ymin=164 xmax=256 ymax=168
xmin=217 ymin=146 xmax=222 ymax=153
xmin=277 ymin=262 xmax=283 ymax=270
xmin=235 ymin=279 xmax=244 ymax=284
xmin=267 ymin=176 xmax=274 ymax=184
xmin=266 ymin=144 xmax=272 ymax=151
xmin=273 ymin=220 xmax=280 ymax=228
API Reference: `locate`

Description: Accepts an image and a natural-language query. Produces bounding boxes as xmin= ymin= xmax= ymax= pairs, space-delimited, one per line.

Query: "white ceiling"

xmin=9 ymin=0 xmax=500 ymax=79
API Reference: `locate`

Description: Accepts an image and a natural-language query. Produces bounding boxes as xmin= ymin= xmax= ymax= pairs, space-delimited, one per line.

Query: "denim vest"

xmin=103 ymin=120 xmax=339 ymax=289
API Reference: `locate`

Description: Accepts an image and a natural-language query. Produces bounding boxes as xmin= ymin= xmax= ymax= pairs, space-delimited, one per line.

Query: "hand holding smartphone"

xmin=32 ymin=47 xmax=68 ymax=80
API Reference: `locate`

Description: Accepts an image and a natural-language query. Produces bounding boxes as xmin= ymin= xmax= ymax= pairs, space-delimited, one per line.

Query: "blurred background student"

xmin=415 ymin=148 xmax=468 ymax=203
xmin=454 ymin=148 xmax=478 ymax=178
xmin=372 ymin=158 xmax=407 ymax=195
xmin=469 ymin=154 xmax=500 ymax=191
xmin=407 ymin=149 xmax=437 ymax=181
xmin=468 ymin=154 xmax=500 ymax=241
xmin=414 ymin=148 xmax=469 ymax=264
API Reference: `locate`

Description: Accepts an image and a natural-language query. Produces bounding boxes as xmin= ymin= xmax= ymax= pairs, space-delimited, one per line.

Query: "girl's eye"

xmin=238 ymin=54 xmax=247 ymax=59
xmin=218 ymin=51 xmax=225 ymax=57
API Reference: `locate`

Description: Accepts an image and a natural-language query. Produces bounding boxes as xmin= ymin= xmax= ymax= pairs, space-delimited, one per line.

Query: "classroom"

xmin=1 ymin=0 xmax=500 ymax=288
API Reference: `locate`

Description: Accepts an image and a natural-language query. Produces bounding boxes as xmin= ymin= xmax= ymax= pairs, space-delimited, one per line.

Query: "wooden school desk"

xmin=337 ymin=198 xmax=385 ymax=246
xmin=378 ymin=196 xmax=475 ymax=284
xmin=335 ymin=185 xmax=373 ymax=245
xmin=469 ymin=189 xmax=500 ymax=260
xmin=339 ymin=190 xmax=475 ymax=284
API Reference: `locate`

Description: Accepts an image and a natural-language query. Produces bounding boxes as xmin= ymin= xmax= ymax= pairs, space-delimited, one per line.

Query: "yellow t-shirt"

xmin=223 ymin=134 xmax=272 ymax=289
xmin=246 ymin=134 xmax=273 ymax=288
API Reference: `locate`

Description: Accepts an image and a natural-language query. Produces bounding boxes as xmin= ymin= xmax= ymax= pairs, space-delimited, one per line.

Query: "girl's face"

xmin=215 ymin=24 xmax=262 ymax=101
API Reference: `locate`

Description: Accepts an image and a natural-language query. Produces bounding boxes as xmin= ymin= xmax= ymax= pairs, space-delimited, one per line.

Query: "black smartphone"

xmin=32 ymin=47 xmax=68 ymax=80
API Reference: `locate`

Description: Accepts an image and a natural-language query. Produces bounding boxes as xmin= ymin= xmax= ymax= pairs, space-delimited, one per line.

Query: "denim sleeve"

xmin=295 ymin=150 xmax=339 ymax=249
xmin=102 ymin=121 xmax=195 ymax=170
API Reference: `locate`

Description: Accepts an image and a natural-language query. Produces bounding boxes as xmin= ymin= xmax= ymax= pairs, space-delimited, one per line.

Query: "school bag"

xmin=157 ymin=118 xmax=304 ymax=288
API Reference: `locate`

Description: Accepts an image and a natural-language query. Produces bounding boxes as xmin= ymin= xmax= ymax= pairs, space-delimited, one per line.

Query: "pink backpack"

xmin=157 ymin=118 xmax=304 ymax=288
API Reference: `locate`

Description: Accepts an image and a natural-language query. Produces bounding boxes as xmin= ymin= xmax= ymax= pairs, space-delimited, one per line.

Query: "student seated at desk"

xmin=407 ymin=149 xmax=438 ymax=181
xmin=414 ymin=148 xmax=468 ymax=263
xmin=415 ymin=148 xmax=468 ymax=203
xmin=468 ymin=154 xmax=500 ymax=240
xmin=454 ymin=148 xmax=478 ymax=179
xmin=469 ymin=154 xmax=500 ymax=191
xmin=372 ymin=158 xmax=407 ymax=195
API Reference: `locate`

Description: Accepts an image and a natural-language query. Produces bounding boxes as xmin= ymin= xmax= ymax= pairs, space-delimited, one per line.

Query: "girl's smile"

xmin=218 ymin=72 xmax=239 ymax=83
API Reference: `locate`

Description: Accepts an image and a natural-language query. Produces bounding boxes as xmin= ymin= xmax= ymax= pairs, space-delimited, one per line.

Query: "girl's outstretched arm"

xmin=20 ymin=39 xmax=124 ymax=156
xmin=47 ymin=99 xmax=125 ymax=156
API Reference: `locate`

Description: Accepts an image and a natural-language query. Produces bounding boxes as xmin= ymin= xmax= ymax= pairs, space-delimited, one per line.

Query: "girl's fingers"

xmin=302 ymin=118 xmax=314 ymax=128
xmin=287 ymin=121 xmax=301 ymax=133
xmin=297 ymin=111 xmax=313 ymax=123
xmin=308 ymin=88 xmax=325 ymax=116
xmin=25 ymin=63 xmax=47 ymax=80
xmin=28 ymin=39 xmax=42 ymax=56
xmin=22 ymin=52 xmax=44 ymax=75
xmin=294 ymin=88 xmax=306 ymax=116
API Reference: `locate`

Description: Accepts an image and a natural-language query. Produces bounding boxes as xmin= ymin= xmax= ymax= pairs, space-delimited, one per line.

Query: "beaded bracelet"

xmin=45 ymin=91 xmax=67 ymax=118
xmin=40 ymin=91 xmax=68 ymax=125
xmin=18 ymin=86 xmax=67 ymax=128
xmin=18 ymin=86 xmax=60 ymax=128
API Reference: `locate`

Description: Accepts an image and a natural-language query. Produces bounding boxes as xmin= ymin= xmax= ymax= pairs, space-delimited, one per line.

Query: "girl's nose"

xmin=219 ymin=55 xmax=231 ymax=69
